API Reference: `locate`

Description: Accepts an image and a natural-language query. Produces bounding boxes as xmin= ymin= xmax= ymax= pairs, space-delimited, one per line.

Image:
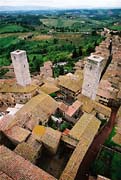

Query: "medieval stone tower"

xmin=82 ymin=55 xmax=104 ymax=100
xmin=11 ymin=50 xmax=31 ymax=86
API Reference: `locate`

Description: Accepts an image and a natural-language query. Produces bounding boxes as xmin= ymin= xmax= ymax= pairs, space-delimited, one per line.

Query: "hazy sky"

xmin=0 ymin=0 xmax=121 ymax=8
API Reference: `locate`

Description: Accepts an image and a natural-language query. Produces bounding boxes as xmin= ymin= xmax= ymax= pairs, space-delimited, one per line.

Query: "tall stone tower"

xmin=82 ymin=55 xmax=104 ymax=100
xmin=11 ymin=50 xmax=31 ymax=86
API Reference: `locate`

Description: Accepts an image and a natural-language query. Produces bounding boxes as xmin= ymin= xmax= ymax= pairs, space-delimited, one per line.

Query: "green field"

xmin=109 ymin=25 xmax=121 ymax=31
xmin=0 ymin=36 xmax=18 ymax=47
xmin=40 ymin=18 xmax=82 ymax=27
xmin=40 ymin=17 xmax=97 ymax=32
xmin=0 ymin=24 xmax=29 ymax=34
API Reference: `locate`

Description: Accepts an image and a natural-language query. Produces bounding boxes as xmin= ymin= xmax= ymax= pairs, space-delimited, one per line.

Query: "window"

xmin=89 ymin=65 xmax=92 ymax=70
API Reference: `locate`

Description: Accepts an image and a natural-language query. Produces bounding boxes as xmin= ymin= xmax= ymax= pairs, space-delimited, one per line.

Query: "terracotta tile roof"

xmin=69 ymin=113 xmax=100 ymax=141
xmin=112 ymin=133 xmax=121 ymax=145
xmin=60 ymin=116 xmax=100 ymax=180
xmin=7 ymin=94 xmax=58 ymax=130
xmin=33 ymin=125 xmax=61 ymax=154
xmin=58 ymin=102 xmax=68 ymax=112
xmin=0 ymin=145 xmax=57 ymax=180
xmin=65 ymin=101 xmax=82 ymax=117
xmin=58 ymin=100 xmax=82 ymax=117
xmin=66 ymin=106 xmax=75 ymax=117
xmin=97 ymin=89 xmax=115 ymax=99
xmin=117 ymin=107 xmax=121 ymax=119
xmin=72 ymin=100 xmax=82 ymax=109
xmin=0 ymin=115 xmax=14 ymax=131
xmin=39 ymin=83 xmax=60 ymax=94
xmin=67 ymin=100 xmax=82 ymax=115
xmin=43 ymin=77 xmax=58 ymax=86
xmin=77 ymin=94 xmax=95 ymax=113
xmin=41 ymin=127 xmax=61 ymax=154
xmin=61 ymin=135 xmax=78 ymax=147
xmin=0 ymin=171 xmax=13 ymax=180
xmin=26 ymin=134 xmax=42 ymax=151
xmin=58 ymin=72 xmax=83 ymax=93
xmin=117 ymin=90 xmax=121 ymax=99
xmin=115 ymin=107 xmax=121 ymax=134
xmin=0 ymin=80 xmax=38 ymax=93
xmin=94 ymin=102 xmax=111 ymax=117
xmin=32 ymin=126 xmax=61 ymax=154
xmin=4 ymin=126 xmax=31 ymax=145
xmin=97 ymin=80 xmax=118 ymax=99
xmin=14 ymin=142 xmax=42 ymax=163
xmin=33 ymin=126 xmax=61 ymax=154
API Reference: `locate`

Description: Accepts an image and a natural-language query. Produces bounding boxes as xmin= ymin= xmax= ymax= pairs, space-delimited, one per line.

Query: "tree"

xmin=30 ymin=56 xmax=42 ymax=72
xmin=79 ymin=46 xmax=83 ymax=56
xmin=0 ymin=69 xmax=7 ymax=77
xmin=59 ymin=65 xmax=64 ymax=75
xmin=72 ymin=47 xmax=78 ymax=58
xmin=53 ymin=38 xmax=59 ymax=44
xmin=92 ymin=30 xmax=97 ymax=36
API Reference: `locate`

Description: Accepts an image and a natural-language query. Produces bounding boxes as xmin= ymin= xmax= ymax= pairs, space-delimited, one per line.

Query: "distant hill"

xmin=0 ymin=6 xmax=121 ymax=12
xmin=0 ymin=6 xmax=54 ymax=12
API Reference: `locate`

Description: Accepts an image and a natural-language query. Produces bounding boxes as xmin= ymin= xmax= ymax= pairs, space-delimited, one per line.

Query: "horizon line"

xmin=0 ymin=6 xmax=121 ymax=10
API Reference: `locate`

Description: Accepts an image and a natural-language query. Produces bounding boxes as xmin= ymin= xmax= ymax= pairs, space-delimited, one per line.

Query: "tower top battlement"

xmin=11 ymin=50 xmax=25 ymax=55
xmin=88 ymin=55 xmax=104 ymax=63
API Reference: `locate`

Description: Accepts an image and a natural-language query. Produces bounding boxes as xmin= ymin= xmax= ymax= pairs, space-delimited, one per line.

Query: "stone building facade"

xmin=82 ymin=55 xmax=104 ymax=100
xmin=11 ymin=50 xmax=31 ymax=86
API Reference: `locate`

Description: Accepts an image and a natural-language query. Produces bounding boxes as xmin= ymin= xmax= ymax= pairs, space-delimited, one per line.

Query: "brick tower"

xmin=11 ymin=50 xmax=31 ymax=86
xmin=82 ymin=55 xmax=104 ymax=100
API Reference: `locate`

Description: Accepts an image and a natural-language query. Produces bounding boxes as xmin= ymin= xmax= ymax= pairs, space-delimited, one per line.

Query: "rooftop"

xmin=88 ymin=55 xmax=104 ymax=63
xmin=0 ymin=171 xmax=13 ymax=180
xmin=11 ymin=93 xmax=58 ymax=129
xmin=14 ymin=142 xmax=42 ymax=163
xmin=97 ymin=80 xmax=118 ymax=99
xmin=58 ymin=71 xmax=83 ymax=93
xmin=69 ymin=113 xmax=100 ymax=141
xmin=112 ymin=133 xmax=121 ymax=145
xmin=11 ymin=49 xmax=26 ymax=55
xmin=0 ymin=145 xmax=56 ymax=180
xmin=66 ymin=100 xmax=82 ymax=117
xmin=0 ymin=80 xmax=38 ymax=93
xmin=58 ymin=100 xmax=82 ymax=117
xmin=32 ymin=125 xmax=62 ymax=154
xmin=4 ymin=126 xmax=31 ymax=145
xmin=39 ymin=83 xmax=60 ymax=95
xmin=77 ymin=94 xmax=95 ymax=113
xmin=60 ymin=115 xmax=101 ymax=180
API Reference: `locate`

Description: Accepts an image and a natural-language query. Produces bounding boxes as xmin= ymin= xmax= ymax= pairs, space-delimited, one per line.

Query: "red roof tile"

xmin=4 ymin=126 xmax=31 ymax=145
xmin=66 ymin=101 xmax=82 ymax=117
xmin=0 ymin=171 xmax=13 ymax=180
xmin=0 ymin=146 xmax=57 ymax=180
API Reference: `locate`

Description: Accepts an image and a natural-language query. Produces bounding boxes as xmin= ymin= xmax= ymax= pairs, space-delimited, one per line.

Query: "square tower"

xmin=82 ymin=55 xmax=104 ymax=100
xmin=11 ymin=50 xmax=31 ymax=86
